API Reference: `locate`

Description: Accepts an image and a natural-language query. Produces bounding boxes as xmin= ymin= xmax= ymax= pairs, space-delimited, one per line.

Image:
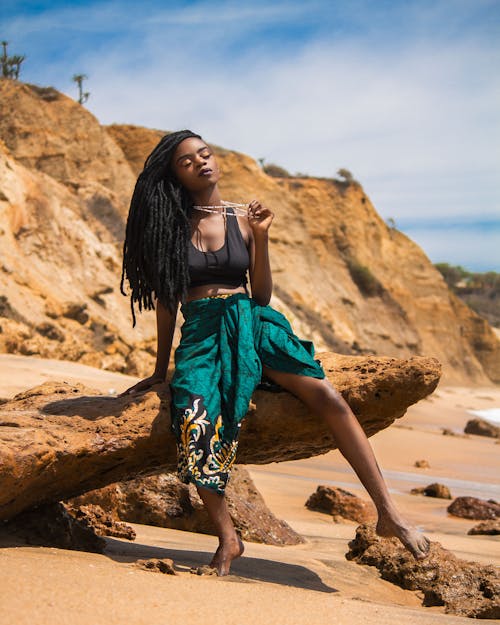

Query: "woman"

xmin=120 ymin=129 xmax=430 ymax=576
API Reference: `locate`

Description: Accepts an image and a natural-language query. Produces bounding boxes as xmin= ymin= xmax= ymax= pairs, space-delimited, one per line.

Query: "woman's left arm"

xmin=247 ymin=199 xmax=274 ymax=306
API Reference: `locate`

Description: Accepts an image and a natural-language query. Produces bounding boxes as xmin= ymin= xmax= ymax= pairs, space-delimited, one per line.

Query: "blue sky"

xmin=3 ymin=0 xmax=499 ymax=271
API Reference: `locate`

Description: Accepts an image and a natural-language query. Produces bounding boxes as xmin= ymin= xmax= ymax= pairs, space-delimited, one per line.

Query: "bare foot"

xmin=376 ymin=514 xmax=431 ymax=560
xmin=209 ymin=536 xmax=245 ymax=576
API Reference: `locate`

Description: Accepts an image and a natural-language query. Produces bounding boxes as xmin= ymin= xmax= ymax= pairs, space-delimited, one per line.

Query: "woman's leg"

xmin=262 ymin=365 xmax=430 ymax=559
xmin=195 ymin=485 xmax=244 ymax=575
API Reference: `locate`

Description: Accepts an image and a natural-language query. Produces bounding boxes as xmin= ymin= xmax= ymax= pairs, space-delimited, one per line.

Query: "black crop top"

xmin=188 ymin=206 xmax=250 ymax=288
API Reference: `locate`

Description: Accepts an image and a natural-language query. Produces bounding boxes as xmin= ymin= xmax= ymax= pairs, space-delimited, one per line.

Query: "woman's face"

xmin=171 ymin=137 xmax=220 ymax=193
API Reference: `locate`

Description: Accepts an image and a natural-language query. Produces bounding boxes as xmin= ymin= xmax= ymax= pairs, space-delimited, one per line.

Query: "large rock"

xmin=1 ymin=500 xmax=135 ymax=551
xmin=0 ymin=353 xmax=440 ymax=521
xmin=1 ymin=501 xmax=106 ymax=552
xmin=464 ymin=418 xmax=500 ymax=439
xmin=346 ymin=523 xmax=500 ymax=619
xmin=67 ymin=466 xmax=303 ymax=546
xmin=64 ymin=503 xmax=136 ymax=540
xmin=305 ymin=485 xmax=376 ymax=523
xmin=447 ymin=497 xmax=500 ymax=520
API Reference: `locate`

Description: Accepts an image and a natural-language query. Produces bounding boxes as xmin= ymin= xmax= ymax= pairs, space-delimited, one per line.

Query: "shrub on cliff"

xmin=263 ymin=163 xmax=290 ymax=178
xmin=1 ymin=41 xmax=26 ymax=80
xmin=346 ymin=259 xmax=385 ymax=297
xmin=435 ymin=263 xmax=500 ymax=328
xmin=335 ymin=168 xmax=361 ymax=187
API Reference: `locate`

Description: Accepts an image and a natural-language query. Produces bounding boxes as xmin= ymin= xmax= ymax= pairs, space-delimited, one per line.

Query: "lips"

xmin=199 ymin=168 xmax=213 ymax=177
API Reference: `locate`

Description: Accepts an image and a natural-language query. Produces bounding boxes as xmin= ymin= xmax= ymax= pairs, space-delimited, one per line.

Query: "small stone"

xmin=191 ymin=565 xmax=218 ymax=576
xmin=135 ymin=558 xmax=176 ymax=575
xmin=414 ymin=459 xmax=430 ymax=468
xmin=464 ymin=418 xmax=500 ymax=439
xmin=468 ymin=520 xmax=500 ymax=535
xmin=410 ymin=483 xmax=452 ymax=499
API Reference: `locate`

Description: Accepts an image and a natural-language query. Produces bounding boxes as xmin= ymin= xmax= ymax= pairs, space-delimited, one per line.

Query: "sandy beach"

xmin=0 ymin=354 xmax=499 ymax=624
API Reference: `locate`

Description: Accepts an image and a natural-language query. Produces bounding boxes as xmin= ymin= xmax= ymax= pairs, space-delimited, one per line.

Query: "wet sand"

xmin=0 ymin=355 xmax=499 ymax=624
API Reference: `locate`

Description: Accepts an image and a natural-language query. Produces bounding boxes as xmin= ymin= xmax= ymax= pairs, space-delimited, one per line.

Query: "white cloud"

xmin=74 ymin=31 xmax=499 ymax=219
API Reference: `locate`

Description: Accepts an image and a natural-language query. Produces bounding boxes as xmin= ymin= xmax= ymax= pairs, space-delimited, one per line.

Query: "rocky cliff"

xmin=0 ymin=79 xmax=498 ymax=384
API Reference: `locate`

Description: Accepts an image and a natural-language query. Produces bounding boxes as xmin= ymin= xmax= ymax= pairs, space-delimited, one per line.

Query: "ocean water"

xmin=468 ymin=408 xmax=500 ymax=425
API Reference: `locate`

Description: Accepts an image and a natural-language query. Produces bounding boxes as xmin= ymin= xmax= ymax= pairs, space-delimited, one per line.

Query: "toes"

xmin=411 ymin=535 xmax=431 ymax=560
xmin=420 ymin=535 xmax=431 ymax=555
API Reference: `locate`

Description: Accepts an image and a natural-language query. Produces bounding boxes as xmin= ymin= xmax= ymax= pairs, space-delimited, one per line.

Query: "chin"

xmin=201 ymin=175 xmax=220 ymax=187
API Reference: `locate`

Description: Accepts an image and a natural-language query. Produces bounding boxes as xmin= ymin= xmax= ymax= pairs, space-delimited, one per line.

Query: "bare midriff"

xmin=185 ymin=283 xmax=247 ymax=303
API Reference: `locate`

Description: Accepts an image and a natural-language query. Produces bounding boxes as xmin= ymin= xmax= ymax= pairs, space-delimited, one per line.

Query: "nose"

xmin=195 ymin=153 xmax=208 ymax=166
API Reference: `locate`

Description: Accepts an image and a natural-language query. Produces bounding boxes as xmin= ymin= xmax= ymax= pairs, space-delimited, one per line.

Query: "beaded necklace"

xmin=192 ymin=201 xmax=249 ymax=217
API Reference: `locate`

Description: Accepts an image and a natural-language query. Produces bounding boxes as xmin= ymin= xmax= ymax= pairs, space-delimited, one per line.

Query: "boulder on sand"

xmin=1 ymin=501 xmax=136 ymax=552
xmin=447 ymin=497 xmax=500 ymax=520
xmin=67 ymin=466 xmax=304 ymax=546
xmin=346 ymin=523 xmax=500 ymax=619
xmin=464 ymin=418 xmax=500 ymax=439
xmin=305 ymin=485 xmax=376 ymax=523
xmin=0 ymin=353 xmax=441 ymax=521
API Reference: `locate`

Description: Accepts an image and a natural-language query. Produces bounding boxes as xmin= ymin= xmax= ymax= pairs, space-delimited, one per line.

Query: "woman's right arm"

xmin=153 ymin=298 xmax=178 ymax=380
xmin=119 ymin=299 xmax=178 ymax=396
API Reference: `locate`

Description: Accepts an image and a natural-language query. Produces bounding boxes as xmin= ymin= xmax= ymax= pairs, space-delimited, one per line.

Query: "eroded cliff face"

xmin=0 ymin=81 xmax=159 ymax=375
xmin=0 ymin=79 xmax=498 ymax=383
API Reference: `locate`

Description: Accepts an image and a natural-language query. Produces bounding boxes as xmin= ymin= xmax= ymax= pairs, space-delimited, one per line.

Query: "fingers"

xmin=248 ymin=199 xmax=274 ymax=222
xmin=248 ymin=199 xmax=261 ymax=218
xmin=118 ymin=377 xmax=160 ymax=397
xmin=117 ymin=384 xmax=143 ymax=397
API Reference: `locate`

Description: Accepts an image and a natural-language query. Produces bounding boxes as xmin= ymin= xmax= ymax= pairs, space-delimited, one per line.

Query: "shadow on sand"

xmin=102 ymin=535 xmax=337 ymax=593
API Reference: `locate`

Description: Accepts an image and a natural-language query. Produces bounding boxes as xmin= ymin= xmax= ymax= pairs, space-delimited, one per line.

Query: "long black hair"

xmin=120 ymin=129 xmax=201 ymax=326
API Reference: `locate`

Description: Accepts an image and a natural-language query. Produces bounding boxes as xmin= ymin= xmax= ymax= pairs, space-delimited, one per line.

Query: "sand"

xmin=0 ymin=354 xmax=499 ymax=625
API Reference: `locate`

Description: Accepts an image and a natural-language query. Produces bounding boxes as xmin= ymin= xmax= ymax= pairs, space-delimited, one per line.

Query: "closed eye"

xmin=178 ymin=148 xmax=212 ymax=167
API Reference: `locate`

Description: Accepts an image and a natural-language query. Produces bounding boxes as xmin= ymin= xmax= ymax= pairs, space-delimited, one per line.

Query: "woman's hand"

xmin=118 ymin=372 xmax=165 ymax=397
xmin=248 ymin=199 xmax=274 ymax=236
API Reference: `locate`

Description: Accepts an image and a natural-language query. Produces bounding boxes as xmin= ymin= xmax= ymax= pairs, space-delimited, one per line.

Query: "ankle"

xmin=218 ymin=532 xmax=240 ymax=546
xmin=376 ymin=504 xmax=402 ymax=521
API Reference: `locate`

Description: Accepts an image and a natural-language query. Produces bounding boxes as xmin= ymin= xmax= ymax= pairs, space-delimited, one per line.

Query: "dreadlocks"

xmin=120 ymin=129 xmax=201 ymax=326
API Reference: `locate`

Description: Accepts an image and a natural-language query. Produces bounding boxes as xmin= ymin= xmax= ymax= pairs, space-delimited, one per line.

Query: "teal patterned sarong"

xmin=169 ymin=292 xmax=325 ymax=494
